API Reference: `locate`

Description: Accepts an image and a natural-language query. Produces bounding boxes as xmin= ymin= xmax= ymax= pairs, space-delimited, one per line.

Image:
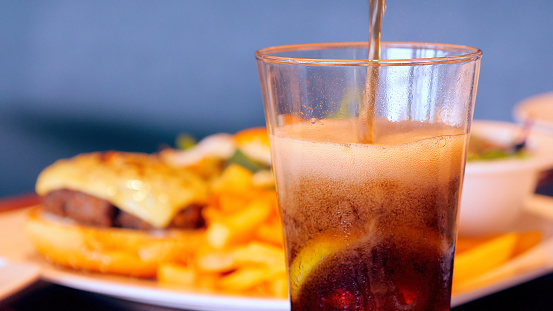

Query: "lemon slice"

xmin=289 ymin=230 xmax=361 ymax=301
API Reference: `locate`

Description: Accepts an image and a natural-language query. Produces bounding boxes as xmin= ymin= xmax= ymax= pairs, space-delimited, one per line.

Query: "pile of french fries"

xmin=157 ymin=142 xmax=543 ymax=298
xmin=158 ymin=163 xmax=288 ymax=298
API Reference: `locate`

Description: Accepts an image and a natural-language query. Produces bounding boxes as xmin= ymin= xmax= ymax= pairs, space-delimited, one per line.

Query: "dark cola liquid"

xmin=271 ymin=120 xmax=467 ymax=311
xmin=292 ymin=235 xmax=454 ymax=311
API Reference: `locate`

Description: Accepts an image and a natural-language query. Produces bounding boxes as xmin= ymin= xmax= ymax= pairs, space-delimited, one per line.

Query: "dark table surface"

xmin=2 ymin=182 xmax=553 ymax=311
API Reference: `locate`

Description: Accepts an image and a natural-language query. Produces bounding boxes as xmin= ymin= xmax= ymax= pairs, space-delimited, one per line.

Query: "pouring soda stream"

xmin=360 ymin=0 xmax=386 ymax=144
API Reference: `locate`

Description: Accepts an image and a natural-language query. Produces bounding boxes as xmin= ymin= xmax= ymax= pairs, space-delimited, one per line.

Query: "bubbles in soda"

xmin=271 ymin=119 xmax=466 ymax=311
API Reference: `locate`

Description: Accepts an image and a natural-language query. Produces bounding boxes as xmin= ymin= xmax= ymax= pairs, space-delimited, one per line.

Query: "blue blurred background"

xmin=1 ymin=0 xmax=552 ymax=197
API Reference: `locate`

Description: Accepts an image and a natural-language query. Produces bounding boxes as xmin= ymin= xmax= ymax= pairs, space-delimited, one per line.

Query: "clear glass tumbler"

xmin=256 ymin=42 xmax=482 ymax=311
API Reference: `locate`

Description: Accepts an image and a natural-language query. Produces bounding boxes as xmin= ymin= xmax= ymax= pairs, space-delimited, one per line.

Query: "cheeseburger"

xmin=26 ymin=151 xmax=209 ymax=278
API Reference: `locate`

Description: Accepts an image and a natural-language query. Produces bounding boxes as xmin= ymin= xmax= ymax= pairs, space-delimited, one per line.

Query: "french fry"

xmin=195 ymin=273 xmax=221 ymax=291
xmin=456 ymin=235 xmax=499 ymax=254
xmin=206 ymin=199 xmax=274 ymax=249
xmin=218 ymin=265 xmax=286 ymax=293
xmin=211 ymin=164 xmax=253 ymax=194
xmin=206 ymin=222 xmax=232 ymax=250
xmin=217 ymin=192 xmax=251 ymax=213
xmin=270 ymin=273 xmax=289 ymax=298
xmin=231 ymin=242 xmax=286 ymax=270
xmin=196 ymin=246 xmax=235 ymax=272
xmin=512 ymin=231 xmax=542 ymax=257
xmin=158 ymin=263 xmax=196 ymax=287
xmin=218 ymin=267 xmax=271 ymax=291
xmin=254 ymin=222 xmax=284 ymax=247
xmin=453 ymin=233 xmax=518 ymax=288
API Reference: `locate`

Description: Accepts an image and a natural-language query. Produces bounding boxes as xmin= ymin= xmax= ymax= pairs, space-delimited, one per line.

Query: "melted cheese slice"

xmin=36 ymin=152 xmax=208 ymax=228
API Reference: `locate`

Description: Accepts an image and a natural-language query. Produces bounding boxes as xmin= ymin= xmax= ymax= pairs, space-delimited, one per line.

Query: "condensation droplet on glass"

xmin=437 ymin=137 xmax=447 ymax=147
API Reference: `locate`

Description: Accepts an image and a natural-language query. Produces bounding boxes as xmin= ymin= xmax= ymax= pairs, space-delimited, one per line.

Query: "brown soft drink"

xmin=271 ymin=119 xmax=467 ymax=311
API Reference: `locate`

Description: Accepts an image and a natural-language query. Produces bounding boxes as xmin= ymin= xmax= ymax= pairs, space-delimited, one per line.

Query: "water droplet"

xmin=437 ymin=137 xmax=446 ymax=147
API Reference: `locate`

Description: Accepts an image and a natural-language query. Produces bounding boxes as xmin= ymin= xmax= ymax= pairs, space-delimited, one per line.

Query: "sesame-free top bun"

xmin=25 ymin=207 xmax=205 ymax=278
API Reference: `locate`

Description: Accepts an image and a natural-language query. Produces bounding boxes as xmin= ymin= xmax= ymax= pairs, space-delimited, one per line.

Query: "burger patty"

xmin=41 ymin=189 xmax=205 ymax=230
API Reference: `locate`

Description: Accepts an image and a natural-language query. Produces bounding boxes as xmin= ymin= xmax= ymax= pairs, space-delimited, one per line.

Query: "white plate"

xmin=0 ymin=258 xmax=40 ymax=301
xmin=1 ymin=197 xmax=553 ymax=310
xmin=38 ymin=268 xmax=287 ymax=311
xmin=513 ymin=92 xmax=553 ymax=135
xmin=0 ymin=206 xmax=288 ymax=311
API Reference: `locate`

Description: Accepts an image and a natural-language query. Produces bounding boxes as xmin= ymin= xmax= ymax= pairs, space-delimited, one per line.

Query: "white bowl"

xmin=513 ymin=92 xmax=553 ymax=135
xmin=458 ymin=120 xmax=553 ymax=237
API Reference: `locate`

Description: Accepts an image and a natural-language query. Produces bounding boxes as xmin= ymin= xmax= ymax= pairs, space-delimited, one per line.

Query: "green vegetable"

xmin=467 ymin=134 xmax=529 ymax=162
xmin=176 ymin=134 xmax=197 ymax=150
xmin=225 ymin=149 xmax=269 ymax=173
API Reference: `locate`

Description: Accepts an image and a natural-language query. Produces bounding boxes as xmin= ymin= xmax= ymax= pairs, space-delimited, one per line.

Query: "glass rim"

xmin=255 ymin=41 xmax=483 ymax=66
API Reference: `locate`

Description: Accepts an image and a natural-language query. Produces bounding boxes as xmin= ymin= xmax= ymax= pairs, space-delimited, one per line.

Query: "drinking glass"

xmin=256 ymin=42 xmax=482 ymax=311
